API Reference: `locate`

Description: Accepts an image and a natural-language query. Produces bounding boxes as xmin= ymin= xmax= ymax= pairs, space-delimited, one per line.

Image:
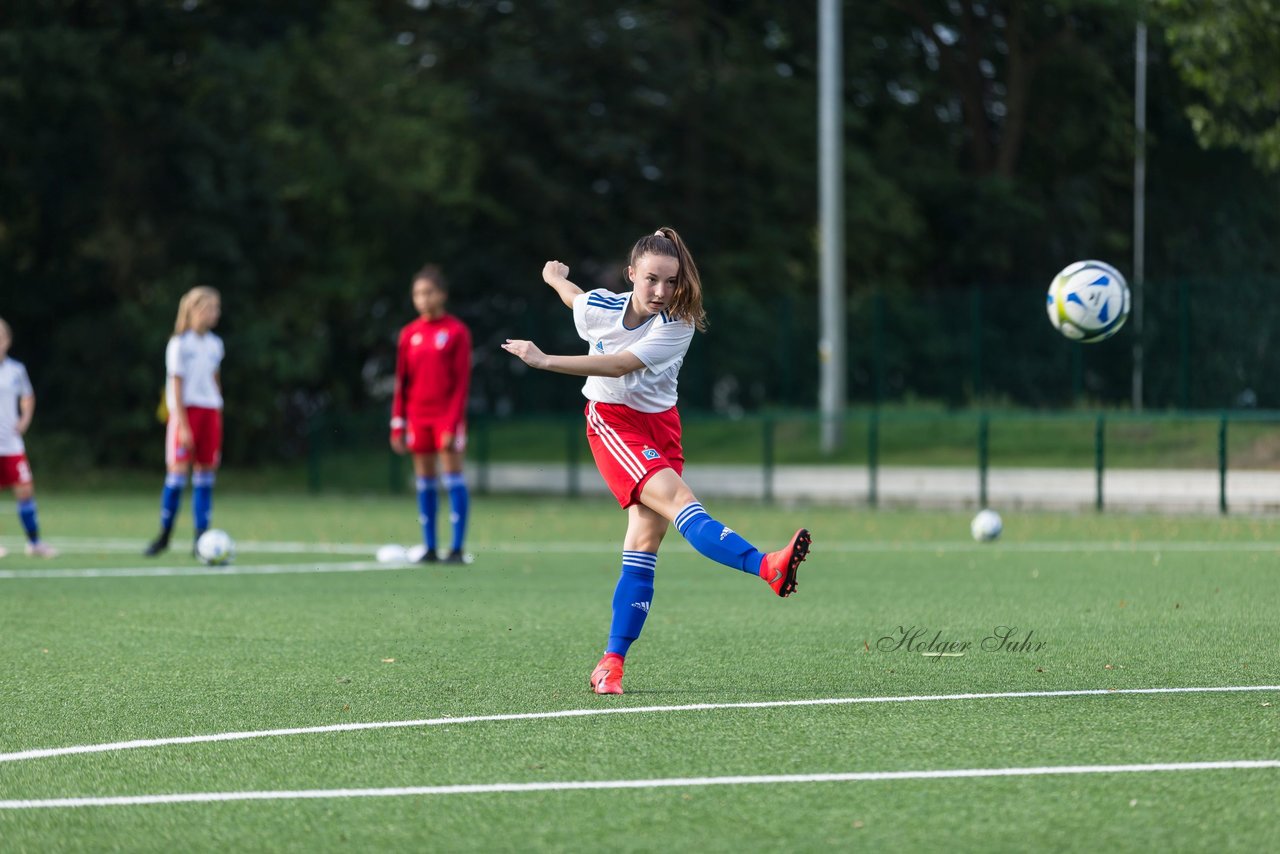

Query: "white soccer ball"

xmin=196 ymin=529 xmax=236 ymax=565
xmin=405 ymin=543 xmax=428 ymax=563
xmin=970 ymin=509 xmax=1003 ymax=543
xmin=375 ymin=544 xmax=409 ymax=564
xmin=1046 ymin=260 xmax=1130 ymax=343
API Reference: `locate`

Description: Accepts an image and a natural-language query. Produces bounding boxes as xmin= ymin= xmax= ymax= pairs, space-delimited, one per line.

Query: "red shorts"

xmin=407 ymin=417 xmax=466 ymax=454
xmin=0 ymin=454 xmax=33 ymax=489
xmin=167 ymin=406 xmax=223 ymax=468
xmin=585 ymin=401 xmax=684 ymax=508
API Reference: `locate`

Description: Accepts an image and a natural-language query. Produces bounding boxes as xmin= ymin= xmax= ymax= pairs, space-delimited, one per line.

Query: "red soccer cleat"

xmin=589 ymin=653 xmax=625 ymax=695
xmin=759 ymin=528 xmax=811 ymax=597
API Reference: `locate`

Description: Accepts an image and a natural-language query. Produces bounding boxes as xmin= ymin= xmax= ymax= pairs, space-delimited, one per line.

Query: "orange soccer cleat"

xmin=589 ymin=653 xmax=625 ymax=695
xmin=759 ymin=528 xmax=811 ymax=597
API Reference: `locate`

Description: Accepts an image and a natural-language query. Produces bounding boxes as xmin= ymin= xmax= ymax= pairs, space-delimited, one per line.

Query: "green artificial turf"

xmin=1 ymin=495 xmax=1278 ymax=851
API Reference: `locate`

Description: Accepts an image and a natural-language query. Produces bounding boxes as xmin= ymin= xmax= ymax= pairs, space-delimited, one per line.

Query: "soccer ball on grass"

xmin=196 ymin=529 xmax=236 ymax=565
xmin=1046 ymin=260 xmax=1130 ymax=343
xmin=376 ymin=544 xmax=410 ymax=564
xmin=970 ymin=509 xmax=1003 ymax=543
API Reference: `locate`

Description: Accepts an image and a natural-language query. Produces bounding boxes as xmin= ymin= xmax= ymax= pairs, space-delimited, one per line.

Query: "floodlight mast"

xmin=818 ymin=0 xmax=846 ymax=452
xmin=1132 ymin=20 xmax=1147 ymax=412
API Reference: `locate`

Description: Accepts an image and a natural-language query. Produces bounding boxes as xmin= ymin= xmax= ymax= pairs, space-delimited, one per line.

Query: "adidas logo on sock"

xmin=719 ymin=526 xmax=734 ymax=541
xmin=631 ymin=601 xmax=650 ymax=613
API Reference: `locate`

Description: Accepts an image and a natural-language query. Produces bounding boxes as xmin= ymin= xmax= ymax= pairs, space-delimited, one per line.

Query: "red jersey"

xmin=391 ymin=313 xmax=472 ymax=430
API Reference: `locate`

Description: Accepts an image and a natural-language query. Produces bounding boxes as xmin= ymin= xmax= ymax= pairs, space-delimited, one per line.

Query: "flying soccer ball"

xmin=970 ymin=509 xmax=1003 ymax=543
xmin=196 ymin=529 xmax=236 ymax=565
xmin=1046 ymin=260 xmax=1130 ymax=343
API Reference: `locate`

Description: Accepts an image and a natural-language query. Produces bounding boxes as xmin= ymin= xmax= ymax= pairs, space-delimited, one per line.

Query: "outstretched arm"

xmin=543 ymin=261 xmax=584 ymax=309
xmin=502 ymin=339 xmax=644 ymax=379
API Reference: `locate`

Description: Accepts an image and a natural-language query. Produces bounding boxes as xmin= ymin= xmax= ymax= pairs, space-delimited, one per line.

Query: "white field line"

xmin=3 ymin=685 xmax=1276 ymax=765
xmin=3 ymin=536 xmax=1277 ymax=579
xmin=2 ymin=535 xmax=1279 ymax=561
xmin=2 ymin=537 xmax=1280 ymax=578
xmin=0 ymin=561 xmax=396 ymax=579
xmin=2 ymin=760 xmax=1278 ymax=809
xmin=0 ymin=537 xmax=376 ymax=556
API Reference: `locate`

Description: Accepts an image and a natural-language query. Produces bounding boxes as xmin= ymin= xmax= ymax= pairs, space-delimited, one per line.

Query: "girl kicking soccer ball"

xmin=502 ymin=227 xmax=811 ymax=695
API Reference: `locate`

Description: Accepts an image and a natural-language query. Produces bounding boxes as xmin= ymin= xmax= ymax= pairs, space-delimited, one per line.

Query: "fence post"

xmin=867 ymin=409 xmax=879 ymax=507
xmin=1071 ymin=346 xmax=1084 ymax=405
xmin=762 ymin=415 xmax=775 ymax=505
xmin=566 ymin=417 xmax=580 ymax=498
xmin=1094 ymin=414 xmax=1105 ymax=511
xmin=873 ymin=289 xmax=886 ymax=405
xmin=1179 ymin=277 xmax=1191 ymax=409
xmin=475 ymin=416 xmax=490 ymax=495
xmin=977 ymin=413 xmax=989 ymax=508
xmin=971 ymin=286 xmax=983 ymax=400
xmin=1218 ymin=413 xmax=1228 ymax=515
xmin=306 ymin=413 xmax=323 ymax=494
xmin=388 ymin=427 xmax=405 ymax=495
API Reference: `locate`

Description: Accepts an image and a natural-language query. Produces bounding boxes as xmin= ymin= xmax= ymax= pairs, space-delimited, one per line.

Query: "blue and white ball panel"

xmin=1046 ymin=260 xmax=1130 ymax=343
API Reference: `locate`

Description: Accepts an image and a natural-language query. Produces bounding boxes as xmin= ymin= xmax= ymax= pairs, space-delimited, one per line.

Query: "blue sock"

xmin=416 ymin=476 xmax=438 ymax=551
xmin=17 ymin=498 xmax=40 ymax=543
xmin=606 ymin=551 xmax=657 ymax=657
xmin=674 ymin=502 xmax=764 ymax=575
xmin=444 ymin=472 xmax=469 ymax=553
xmin=160 ymin=473 xmax=187 ymax=533
xmin=192 ymin=471 xmax=215 ymax=532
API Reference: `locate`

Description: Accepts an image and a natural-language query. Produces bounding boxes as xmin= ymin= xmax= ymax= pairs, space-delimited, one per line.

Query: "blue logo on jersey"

xmin=643 ymin=448 xmax=660 ymax=460
xmin=595 ymin=341 xmax=604 ymax=353
xmin=435 ymin=331 xmax=450 ymax=349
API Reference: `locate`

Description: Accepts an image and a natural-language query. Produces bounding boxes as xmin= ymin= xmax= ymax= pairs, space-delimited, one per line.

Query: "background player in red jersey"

xmin=0 ymin=317 xmax=57 ymax=558
xmin=391 ymin=264 xmax=472 ymax=563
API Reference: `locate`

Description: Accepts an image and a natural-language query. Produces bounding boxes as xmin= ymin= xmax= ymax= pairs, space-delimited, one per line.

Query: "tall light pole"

xmin=819 ymin=0 xmax=846 ymax=451
xmin=1132 ymin=20 xmax=1147 ymax=411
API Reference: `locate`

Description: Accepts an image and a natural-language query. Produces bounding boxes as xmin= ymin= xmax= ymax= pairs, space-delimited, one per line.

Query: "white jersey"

xmin=572 ymin=289 xmax=695 ymax=413
xmin=0 ymin=357 xmax=34 ymax=456
xmin=165 ymin=331 xmax=224 ymax=410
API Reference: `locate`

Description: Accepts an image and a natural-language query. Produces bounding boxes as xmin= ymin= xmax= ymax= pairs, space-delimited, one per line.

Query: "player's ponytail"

xmin=630 ymin=227 xmax=708 ymax=332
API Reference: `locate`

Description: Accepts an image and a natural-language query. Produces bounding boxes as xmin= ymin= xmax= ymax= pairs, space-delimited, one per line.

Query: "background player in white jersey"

xmin=502 ymin=227 xmax=811 ymax=695
xmin=144 ymin=287 xmax=225 ymax=557
xmin=0 ymin=317 xmax=57 ymax=558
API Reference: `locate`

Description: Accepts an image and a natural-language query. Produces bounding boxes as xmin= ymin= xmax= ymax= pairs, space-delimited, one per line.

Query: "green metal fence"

xmin=306 ymin=408 xmax=1280 ymax=514
xmin=461 ymin=277 xmax=1280 ymax=417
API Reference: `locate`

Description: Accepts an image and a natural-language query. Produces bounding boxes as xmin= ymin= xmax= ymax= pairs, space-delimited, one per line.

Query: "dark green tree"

xmin=1157 ymin=0 xmax=1280 ymax=172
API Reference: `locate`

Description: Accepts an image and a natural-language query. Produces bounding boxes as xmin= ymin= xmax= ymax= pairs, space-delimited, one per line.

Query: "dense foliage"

xmin=2 ymin=1 xmax=1277 ymax=465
